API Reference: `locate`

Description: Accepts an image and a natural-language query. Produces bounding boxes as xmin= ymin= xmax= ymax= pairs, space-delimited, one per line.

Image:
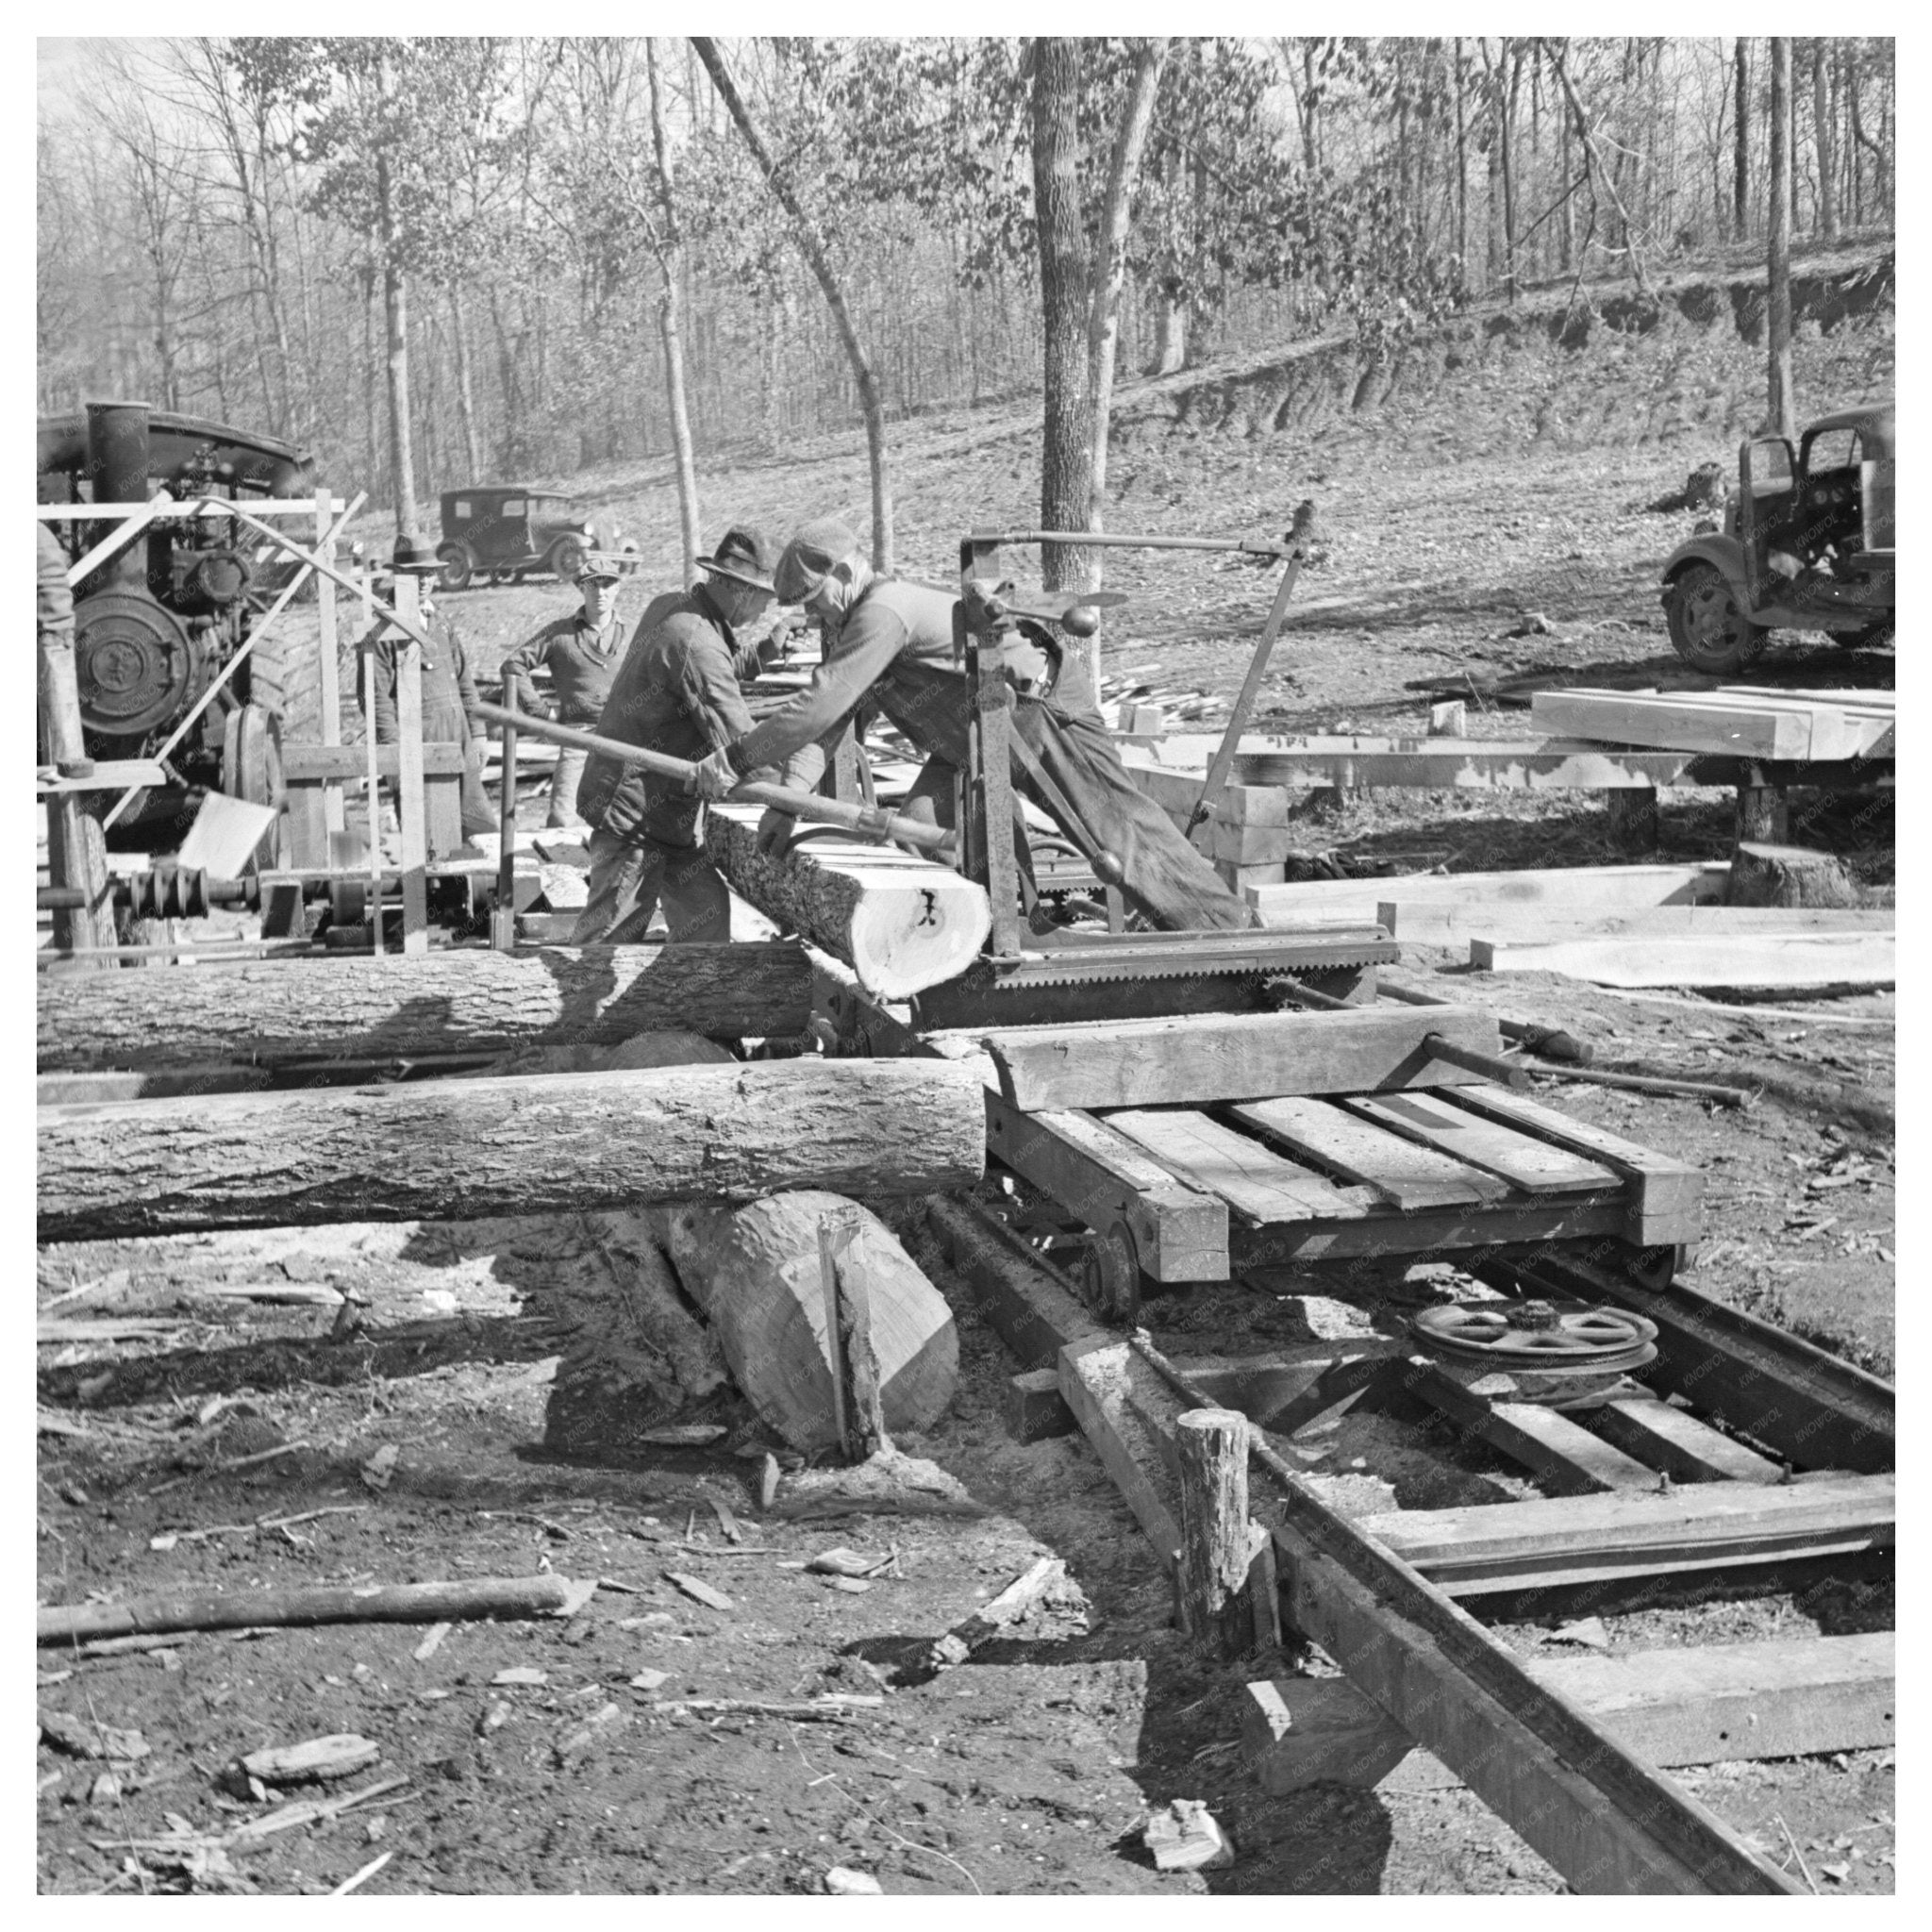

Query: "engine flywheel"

xmin=75 ymin=591 xmax=206 ymax=740
xmin=1409 ymin=1298 xmax=1658 ymax=1374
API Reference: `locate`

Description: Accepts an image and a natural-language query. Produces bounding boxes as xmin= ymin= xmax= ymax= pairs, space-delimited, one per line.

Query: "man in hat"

xmin=691 ymin=519 xmax=1253 ymax=932
xmin=570 ymin=525 xmax=806 ymax=944
xmin=498 ymin=554 xmax=630 ymax=827
xmin=360 ymin=547 xmax=496 ymax=850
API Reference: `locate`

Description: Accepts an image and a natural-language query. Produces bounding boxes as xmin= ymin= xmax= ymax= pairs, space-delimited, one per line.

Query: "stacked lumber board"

xmin=1385 ymin=901 xmax=1894 ymax=945
xmin=1246 ymin=860 xmax=1729 ymax=929
xmin=1472 ymin=928 xmax=1896 ymax=990
xmin=1529 ymin=686 xmax=1895 ymax=761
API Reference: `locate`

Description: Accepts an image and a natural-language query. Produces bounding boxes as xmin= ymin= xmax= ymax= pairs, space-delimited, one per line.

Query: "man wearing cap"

xmin=498 ymin=556 xmax=630 ymax=827
xmin=570 ymin=525 xmax=803 ymax=944
xmin=691 ymin=519 xmax=1253 ymax=932
xmin=361 ymin=547 xmax=495 ymax=850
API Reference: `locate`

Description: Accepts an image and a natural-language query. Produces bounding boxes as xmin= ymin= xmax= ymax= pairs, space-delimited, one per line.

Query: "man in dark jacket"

xmin=498 ymin=556 xmax=628 ymax=826
xmin=360 ymin=564 xmax=495 ymax=849
xmin=692 ymin=519 xmax=1253 ymax=932
xmin=571 ymin=526 xmax=804 ymax=943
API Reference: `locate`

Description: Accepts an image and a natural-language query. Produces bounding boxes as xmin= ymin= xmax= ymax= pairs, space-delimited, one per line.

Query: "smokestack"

xmin=85 ymin=402 xmax=152 ymax=593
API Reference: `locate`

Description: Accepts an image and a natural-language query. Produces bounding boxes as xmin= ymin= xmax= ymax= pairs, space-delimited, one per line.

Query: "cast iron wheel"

xmin=1075 ymin=1220 xmax=1142 ymax=1324
xmin=1665 ymin=563 xmax=1770 ymax=675
xmin=1624 ymin=1242 xmax=1689 ymax=1291
xmin=222 ymin=702 xmax=285 ymax=871
xmin=437 ymin=544 xmax=474 ymax=593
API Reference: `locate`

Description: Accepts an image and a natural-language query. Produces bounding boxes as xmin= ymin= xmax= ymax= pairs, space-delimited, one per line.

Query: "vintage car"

xmin=1660 ymin=401 xmax=1894 ymax=673
xmin=435 ymin=487 xmax=631 ymax=591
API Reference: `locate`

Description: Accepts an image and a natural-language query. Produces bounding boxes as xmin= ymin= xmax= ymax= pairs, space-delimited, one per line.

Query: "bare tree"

xmin=691 ymin=36 xmax=893 ymax=575
xmin=1811 ymin=41 xmax=1837 ymax=240
xmin=1766 ymin=37 xmax=1795 ymax=439
xmin=1733 ymin=38 xmax=1751 ymax=241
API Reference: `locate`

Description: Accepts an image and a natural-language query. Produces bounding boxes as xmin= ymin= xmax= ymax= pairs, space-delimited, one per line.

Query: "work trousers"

xmin=883 ymin=679 xmax=1254 ymax=933
xmin=546 ymin=745 xmax=589 ymax=828
xmin=569 ymin=824 xmax=730 ymax=945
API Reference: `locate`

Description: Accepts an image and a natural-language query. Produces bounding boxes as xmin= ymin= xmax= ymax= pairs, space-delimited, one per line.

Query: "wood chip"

xmin=491 ymin=1667 xmax=547 ymax=1687
xmin=359 ymin=1445 xmax=398 ymax=1492
xmin=241 ymin=1734 xmax=381 ymax=1785
xmin=758 ymin=1454 xmax=782 ymax=1509
xmin=664 ymin=1571 xmax=734 ymax=1612
xmin=412 ymin=1622 xmax=453 ymax=1661
xmin=824 ymin=1576 xmax=873 ymax=1594
xmin=807 ymin=1548 xmax=878 ymax=1578
xmin=629 ymin=1669 xmax=670 ymax=1692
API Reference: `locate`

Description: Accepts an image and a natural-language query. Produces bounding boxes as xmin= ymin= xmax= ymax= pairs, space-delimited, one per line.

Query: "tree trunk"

xmin=1766 ymin=38 xmax=1795 ymax=441
xmin=1032 ymin=37 xmax=1094 ymax=596
xmin=37 ymin=1058 xmax=988 ymax=1242
xmin=1483 ymin=42 xmax=1504 ymax=290
xmin=37 ymin=941 xmax=814 ymax=1073
xmin=1812 ymin=40 xmax=1836 ymax=240
xmin=706 ymin=808 xmax=991 ymax=1001
xmin=690 ymin=38 xmax=892 ymax=575
xmin=377 ymin=148 xmax=419 ymax=551
xmin=1148 ymin=295 xmax=1188 ymax=376
xmin=1499 ymin=41 xmax=1521 ymax=301
xmin=448 ymin=286 xmax=482 ymax=480
xmin=656 ymin=259 xmax=703 ymax=589
xmin=1733 ymin=38 xmax=1751 ymax=242
xmin=652 ymin=1192 xmax=959 ymax=1453
xmin=1455 ymin=39 xmax=1470 ymax=264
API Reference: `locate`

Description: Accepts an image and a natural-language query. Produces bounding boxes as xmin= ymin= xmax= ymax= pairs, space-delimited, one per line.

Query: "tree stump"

xmin=1175 ymin=1407 xmax=1271 ymax=1659
xmin=1729 ymin=841 xmax=1863 ymax=908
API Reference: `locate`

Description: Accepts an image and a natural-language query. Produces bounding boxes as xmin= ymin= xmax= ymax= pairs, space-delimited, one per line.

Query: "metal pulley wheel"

xmin=74 ymin=590 xmax=208 ymax=738
xmin=1409 ymin=1298 xmax=1657 ymax=1374
xmin=1075 ymin=1220 xmax=1142 ymax=1324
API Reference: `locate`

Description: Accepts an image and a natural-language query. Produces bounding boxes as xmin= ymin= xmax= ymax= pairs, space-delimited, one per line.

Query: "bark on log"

xmin=37 ymin=1059 xmax=987 ymax=1242
xmin=38 ymin=1573 xmax=579 ymax=1645
xmin=1728 ymin=841 xmax=1863 ymax=909
xmin=1175 ymin=1407 xmax=1267 ymax=1659
xmin=651 ymin=1191 xmax=959 ymax=1453
xmin=706 ymin=807 xmax=990 ymax=1000
xmin=36 ymin=941 xmax=812 ymax=1073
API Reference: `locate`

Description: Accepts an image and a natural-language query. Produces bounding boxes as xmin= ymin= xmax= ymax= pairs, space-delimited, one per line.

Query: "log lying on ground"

xmin=39 ymin=1573 xmax=582 ymax=1645
xmin=36 ymin=941 xmax=811 ymax=1073
xmin=706 ymin=806 xmax=990 ymax=1000
xmin=652 ymin=1192 xmax=959 ymax=1453
xmin=37 ymin=1059 xmax=987 ymax=1242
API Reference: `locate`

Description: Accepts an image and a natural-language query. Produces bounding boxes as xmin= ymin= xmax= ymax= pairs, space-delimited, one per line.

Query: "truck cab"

xmin=1660 ymin=402 xmax=1894 ymax=673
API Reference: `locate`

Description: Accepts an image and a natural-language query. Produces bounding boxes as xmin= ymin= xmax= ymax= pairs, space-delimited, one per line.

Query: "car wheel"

xmin=549 ymin=536 xmax=587 ymax=582
xmin=437 ymin=544 xmax=473 ymax=593
xmin=1665 ymin=563 xmax=1769 ymax=675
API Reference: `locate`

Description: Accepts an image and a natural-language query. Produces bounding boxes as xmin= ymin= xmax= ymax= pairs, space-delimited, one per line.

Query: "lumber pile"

xmin=1529 ymin=686 xmax=1895 ymax=761
xmin=37 ymin=1058 xmax=986 ymax=1241
xmin=652 ymin=1192 xmax=958 ymax=1453
xmin=36 ymin=942 xmax=813 ymax=1073
xmin=1246 ymin=861 xmax=1728 ymax=930
xmin=705 ymin=805 xmax=991 ymax=1000
xmin=1471 ymin=929 xmax=1895 ymax=991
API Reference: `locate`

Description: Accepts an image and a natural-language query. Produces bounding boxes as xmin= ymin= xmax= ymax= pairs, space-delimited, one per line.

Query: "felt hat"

xmin=694 ymin=526 xmax=777 ymax=593
xmin=391 ymin=536 xmax=442 ymax=575
xmin=774 ymin=519 xmax=861 ymax=604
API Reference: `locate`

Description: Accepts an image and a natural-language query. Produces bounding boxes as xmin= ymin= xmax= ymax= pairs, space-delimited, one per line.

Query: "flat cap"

xmin=774 ymin=518 xmax=861 ymax=604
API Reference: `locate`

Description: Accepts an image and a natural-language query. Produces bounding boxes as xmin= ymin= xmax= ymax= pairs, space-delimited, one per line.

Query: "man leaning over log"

xmin=691 ymin=519 xmax=1255 ymax=932
xmin=571 ymin=527 xmax=811 ymax=944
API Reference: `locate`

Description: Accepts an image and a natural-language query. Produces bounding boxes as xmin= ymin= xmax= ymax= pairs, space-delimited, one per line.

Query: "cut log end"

xmin=848 ymin=887 xmax=991 ymax=1001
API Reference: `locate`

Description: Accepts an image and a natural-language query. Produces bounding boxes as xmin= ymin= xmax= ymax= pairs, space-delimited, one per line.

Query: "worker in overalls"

xmin=362 ymin=548 xmax=495 ymax=851
xmin=691 ymin=519 xmax=1254 ymax=932
xmin=498 ymin=555 xmax=629 ymax=826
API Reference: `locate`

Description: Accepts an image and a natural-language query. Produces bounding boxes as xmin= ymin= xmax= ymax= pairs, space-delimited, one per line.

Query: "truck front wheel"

xmin=1665 ymin=564 xmax=1769 ymax=675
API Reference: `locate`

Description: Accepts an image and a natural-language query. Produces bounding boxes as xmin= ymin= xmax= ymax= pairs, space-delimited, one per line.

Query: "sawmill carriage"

xmin=37 ymin=400 xmax=319 ymax=842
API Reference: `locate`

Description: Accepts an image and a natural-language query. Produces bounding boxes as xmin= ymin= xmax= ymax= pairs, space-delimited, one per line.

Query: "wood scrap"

xmin=1247 ymin=860 xmax=1728 ymax=926
xmin=663 ymin=1572 xmax=734 ymax=1611
xmin=38 ymin=1573 xmax=583 ymax=1645
xmin=240 ymin=1734 xmax=381 ymax=1784
xmin=1472 ymin=930 xmax=1895 ymax=990
xmin=927 ymin=1556 xmax=1068 ymax=1668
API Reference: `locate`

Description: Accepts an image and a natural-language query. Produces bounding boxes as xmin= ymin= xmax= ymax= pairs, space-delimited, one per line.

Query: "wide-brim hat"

xmin=695 ymin=525 xmax=777 ymax=593
xmin=391 ymin=536 xmax=443 ymax=575
xmin=774 ymin=518 xmax=861 ymax=604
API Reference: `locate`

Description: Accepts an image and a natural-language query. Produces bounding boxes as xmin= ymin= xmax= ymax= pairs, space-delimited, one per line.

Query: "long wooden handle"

xmin=472 ymin=701 xmax=956 ymax=856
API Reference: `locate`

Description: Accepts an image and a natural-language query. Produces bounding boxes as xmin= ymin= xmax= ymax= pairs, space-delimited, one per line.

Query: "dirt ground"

xmin=42 ymin=242 xmax=1893 ymax=1895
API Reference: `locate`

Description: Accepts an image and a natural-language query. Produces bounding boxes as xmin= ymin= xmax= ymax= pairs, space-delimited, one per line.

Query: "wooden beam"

xmin=1383 ymin=902 xmax=1893 ymax=945
xmin=1409 ymin=1361 xmax=1661 ymax=1495
xmin=1590 ymin=1398 xmax=1786 ymax=1485
xmin=1242 ymin=1632 xmax=1895 ymax=1790
xmin=982 ymin=1095 xmax=1229 ymax=1281
xmin=38 ymin=1058 xmax=987 ymax=1241
xmin=1250 ymin=861 xmax=1730 ymax=926
xmin=1530 ymin=689 xmax=1891 ymax=761
xmin=706 ymin=807 xmax=990 ymax=999
xmin=1058 ymin=1337 xmax=1185 ymax=1572
xmin=922 ymin=1194 xmax=1108 ymax=1370
xmin=1130 ymin=739 xmax=1727 ymax=795
xmin=1231 ymin=1196 xmax=1632 ymax=1271
xmin=1471 ymin=930 xmax=1895 ymax=990
xmin=38 ymin=942 xmax=814 ymax=1072
xmin=1106 ymin=1108 xmax=1372 ymax=1223
xmin=1359 ymin=1474 xmax=1895 ymax=1595
xmin=974 ymin=1005 xmax=1507 ymax=1111
xmin=283 ymin=744 xmax=466 ymax=780
xmin=391 ymin=581 xmax=429 ymax=955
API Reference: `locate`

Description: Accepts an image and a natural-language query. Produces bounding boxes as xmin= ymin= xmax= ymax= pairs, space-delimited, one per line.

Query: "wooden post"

xmin=1175 ymin=1407 xmax=1269 ymax=1658
xmin=1605 ymin=785 xmax=1659 ymax=853
xmin=39 ymin=541 xmax=113 ymax=967
xmin=391 ymin=575 xmax=430 ymax=955
xmin=493 ymin=682 xmax=519 ymax=952
xmin=315 ymin=489 xmax=343 ymax=840
xmin=1736 ymin=767 xmax=1790 ymax=843
xmin=360 ymin=639 xmax=386 ymax=957
xmin=818 ymin=1205 xmax=886 ymax=1462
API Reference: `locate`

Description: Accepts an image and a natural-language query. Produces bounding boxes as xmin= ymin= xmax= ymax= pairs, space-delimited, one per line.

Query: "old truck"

xmin=1660 ymin=401 xmax=1895 ymax=674
xmin=37 ymin=400 xmax=319 ymax=841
